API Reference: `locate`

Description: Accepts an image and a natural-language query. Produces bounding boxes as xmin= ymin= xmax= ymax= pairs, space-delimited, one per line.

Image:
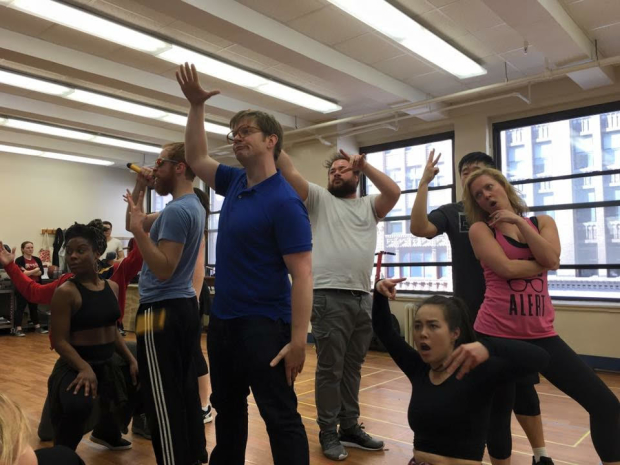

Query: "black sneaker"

xmin=90 ymin=435 xmax=132 ymax=450
xmin=13 ymin=330 xmax=25 ymax=337
xmin=319 ymin=430 xmax=348 ymax=461
xmin=131 ymin=413 xmax=151 ymax=440
xmin=533 ymin=457 xmax=554 ymax=465
xmin=202 ymin=404 xmax=213 ymax=424
xmin=338 ymin=423 xmax=384 ymax=451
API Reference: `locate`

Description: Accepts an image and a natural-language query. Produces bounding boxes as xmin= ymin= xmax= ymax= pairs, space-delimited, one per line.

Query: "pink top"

xmin=474 ymin=217 xmax=557 ymax=339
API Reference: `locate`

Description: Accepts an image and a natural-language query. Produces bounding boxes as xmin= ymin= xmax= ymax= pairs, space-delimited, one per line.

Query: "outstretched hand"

xmin=0 ymin=242 xmax=15 ymax=267
xmin=176 ymin=62 xmax=221 ymax=106
xmin=375 ymin=278 xmax=407 ymax=299
xmin=124 ymin=190 xmax=146 ymax=234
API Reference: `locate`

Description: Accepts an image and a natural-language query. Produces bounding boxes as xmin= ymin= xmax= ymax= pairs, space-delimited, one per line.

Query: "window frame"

xmin=361 ymin=131 xmax=456 ymax=295
xmin=493 ymin=101 xmax=620 ymax=302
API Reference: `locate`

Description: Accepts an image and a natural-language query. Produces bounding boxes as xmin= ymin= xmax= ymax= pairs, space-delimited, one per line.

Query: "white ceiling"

xmin=0 ymin=0 xmax=619 ymax=167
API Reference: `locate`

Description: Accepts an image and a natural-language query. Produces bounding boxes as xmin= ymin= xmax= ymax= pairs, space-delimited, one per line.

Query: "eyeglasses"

xmin=507 ymin=277 xmax=544 ymax=293
xmin=226 ymin=125 xmax=263 ymax=144
xmin=153 ymin=157 xmax=182 ymax=169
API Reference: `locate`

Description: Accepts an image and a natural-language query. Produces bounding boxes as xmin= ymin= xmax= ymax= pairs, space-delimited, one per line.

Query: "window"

xmin=363 ymin=132 xmax=455 ymax=294
xmin=148 ymin=190 xmax=172 ymax=213
xmin=494 ymin=103 xmax=620 ymax=301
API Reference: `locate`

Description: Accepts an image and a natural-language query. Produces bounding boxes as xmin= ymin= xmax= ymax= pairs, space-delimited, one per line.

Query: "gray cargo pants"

xmin=311 ymin=289 xmax=373 ymax=432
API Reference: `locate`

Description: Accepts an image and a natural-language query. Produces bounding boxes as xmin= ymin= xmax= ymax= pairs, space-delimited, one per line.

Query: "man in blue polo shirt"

xmin=177 ymin=63 xmax=313 ymax=465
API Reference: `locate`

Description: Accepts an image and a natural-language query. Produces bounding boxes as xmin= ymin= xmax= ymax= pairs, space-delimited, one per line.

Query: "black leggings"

xmin=486 ymin=336 xmax=620 ymax=462
xmin=14 ymin=291 xmax=39 ymax=327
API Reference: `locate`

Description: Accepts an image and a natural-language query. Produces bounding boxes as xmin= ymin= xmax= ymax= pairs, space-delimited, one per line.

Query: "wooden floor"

xmin=0 ymin=331 xmax=617 ymax=465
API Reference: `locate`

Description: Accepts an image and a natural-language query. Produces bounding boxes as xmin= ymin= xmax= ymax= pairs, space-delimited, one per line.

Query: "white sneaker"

xmin=202 ymin=404 xmax=213 ymax=424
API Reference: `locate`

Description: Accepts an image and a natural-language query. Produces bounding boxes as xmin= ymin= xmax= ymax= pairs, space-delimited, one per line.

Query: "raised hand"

xmin=136 ymin=166 xmax=155 ymax=189
xmin=443 ymin=342 xmax=490 ymax=380
xmin=339 ymin=149 xmax=367 ymax=173
xmin=0 ymin=242 xmax=15 ymax=267
xmin=176 ymin=62 xmax=221 ymax=106
xmin=421 ymin=149 xmax=441 ymax=186
xmin=124 ymin=189 xmax=147 ymax=234
xmin=376 ymin=277 xmax=407 ymax=299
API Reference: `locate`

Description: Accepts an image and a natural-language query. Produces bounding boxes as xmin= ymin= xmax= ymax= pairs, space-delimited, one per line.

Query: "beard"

xmin=154 ymin=177 xmax=172 ymax=196
xmin=328 ymin=178 xmax=358 ymax=198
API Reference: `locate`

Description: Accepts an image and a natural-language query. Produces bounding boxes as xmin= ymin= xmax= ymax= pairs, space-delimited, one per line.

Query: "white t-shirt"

xmin=305 ymin=183 xmax=378 ymax=293
xmin=104 ymin=237 xmax=123 ymax=258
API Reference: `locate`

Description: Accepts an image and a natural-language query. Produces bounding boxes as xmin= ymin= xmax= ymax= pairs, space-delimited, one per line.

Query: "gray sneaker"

xmin=35 ymin=327 xmax=49 ymax=334
xmin=339 ymin=423 xmax=384 ymax=451
xmin=13 ymin=330 xmax=25 ymax=337
xmin=319 ymin=430 xmax=348 ymax=461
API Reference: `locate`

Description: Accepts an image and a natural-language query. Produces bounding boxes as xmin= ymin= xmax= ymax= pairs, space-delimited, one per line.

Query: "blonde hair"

xmin=0 ymin=394 xmax=31 ymax=465
xmin=463 ymin=167 xmax=528 ymax=225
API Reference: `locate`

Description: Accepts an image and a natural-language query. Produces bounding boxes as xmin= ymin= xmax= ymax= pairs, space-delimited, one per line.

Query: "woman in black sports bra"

xmin=47 ymin=222 xmax=139 ymax=451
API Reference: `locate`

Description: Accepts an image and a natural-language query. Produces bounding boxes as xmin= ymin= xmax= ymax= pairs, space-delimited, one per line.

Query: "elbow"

xmin=543 ymin=257 xmax=560 ymax=271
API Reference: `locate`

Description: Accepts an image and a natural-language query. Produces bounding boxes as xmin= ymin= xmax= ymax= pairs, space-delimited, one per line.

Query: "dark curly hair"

xmin=65 ymin=221 xmax=107 ymax=257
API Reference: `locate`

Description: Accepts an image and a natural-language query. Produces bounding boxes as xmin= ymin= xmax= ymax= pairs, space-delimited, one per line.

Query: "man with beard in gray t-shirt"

xmin=277 ymin=149 xmax=400 ymax=461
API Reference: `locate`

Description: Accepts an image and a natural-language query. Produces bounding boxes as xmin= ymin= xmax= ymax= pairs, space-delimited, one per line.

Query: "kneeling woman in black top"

xmin=373 ymin=278 xmax=550 ymax=465
xmin=48 ymin=223 xmax=138 ymax=451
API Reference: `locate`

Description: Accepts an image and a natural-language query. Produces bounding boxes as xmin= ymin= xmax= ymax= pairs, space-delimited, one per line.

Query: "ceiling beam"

xmin=0 ymin=92 xmax=183 ymax=143
xmin=537 ymin=0 xmax=594 ymax=59
xmin=182 ymin=0 xmax=428 ymax=103
xmin=0 ymin=28 xmax=308 ymax=129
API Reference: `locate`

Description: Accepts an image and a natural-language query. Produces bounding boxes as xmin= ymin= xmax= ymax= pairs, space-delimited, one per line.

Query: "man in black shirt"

xmin=409 ymin=151 xmax=554 ymax=465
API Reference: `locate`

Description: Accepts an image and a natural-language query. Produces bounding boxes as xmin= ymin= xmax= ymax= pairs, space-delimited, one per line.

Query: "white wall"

xmin=0 ymin=152 xmax=135 ymax=254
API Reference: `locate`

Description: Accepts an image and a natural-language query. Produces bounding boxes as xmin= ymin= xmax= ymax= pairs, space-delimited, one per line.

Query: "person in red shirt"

xmin=0 ymin=239 xmax=142 ymax=329
xmin=13 ymin=241 xmax=47 ymax=336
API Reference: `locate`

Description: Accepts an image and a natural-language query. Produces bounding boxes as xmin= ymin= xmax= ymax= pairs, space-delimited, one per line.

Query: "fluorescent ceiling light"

xmin=158 ymin=46 xmax=268 ymax=88
xmin=0 ymin=143 xmax=43 ymax=156
xmin=67 ymin=90 xmax=169 ymax=119
xmin=7 ymin=0 xmax=170 ymax=54
xmin=0 ymin=143 xmax=113 ymax=165
xmin=0 ymin=70 xmax=230 ymax=135
xmin=0 ymin=69 xmax=72 ymax=96
xmin=3 ymin=118 xmax=93 ymax=140
xmin=39 ymin=152 xmax=114 ymax=166
xmin=92 ymin=136 xmax=161 ymax=153
xmin=256 ymin=82 xmax=342 ymax=114
xmin=326 ymin=0 xmax=487 ymax=79
xmin=0 ymin=117 xmax=161 ymax=153
xmin=4 ymin=0 xmax=342 ymax=113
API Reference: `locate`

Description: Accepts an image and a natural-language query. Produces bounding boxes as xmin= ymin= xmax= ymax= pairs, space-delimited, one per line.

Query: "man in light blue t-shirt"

xmin=125 ymin=142 xmax=207 ymax=465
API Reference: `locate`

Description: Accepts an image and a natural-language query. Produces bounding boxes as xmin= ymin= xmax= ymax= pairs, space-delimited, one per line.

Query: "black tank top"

xmin=70 ymin=279 xmax=120 ymax=332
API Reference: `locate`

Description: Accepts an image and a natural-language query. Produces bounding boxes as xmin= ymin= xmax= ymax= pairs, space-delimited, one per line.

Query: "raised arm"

xmin=489 ymin=212 xmax=560 ymax=269
xmin=277 ymin=150 xmax=309 ymax=201
xmin=342 ymin=149 xmax=400 ymax=218
xmin=125 ymin=190 xmax=183 ymax=281
xmin=125 ymin=166 xmax=158 ymax=233
xmin=176 ymin=62 xmax=221 ymax=190
xmin=469 ymin=222 xmax=547 ymax=279
xmin=373 ymin=278 xmax=423 ymax=378
xmin=410 ymin=150 xmax=440 ymax=238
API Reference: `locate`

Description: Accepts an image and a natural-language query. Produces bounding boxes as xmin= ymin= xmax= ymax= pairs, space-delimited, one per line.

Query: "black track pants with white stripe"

xmin=136 ymin=298 xmax=206 ymax=465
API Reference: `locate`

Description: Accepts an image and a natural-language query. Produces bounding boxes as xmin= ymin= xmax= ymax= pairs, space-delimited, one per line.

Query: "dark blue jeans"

xmin=207 ymin=316 xmax=309 ymax=465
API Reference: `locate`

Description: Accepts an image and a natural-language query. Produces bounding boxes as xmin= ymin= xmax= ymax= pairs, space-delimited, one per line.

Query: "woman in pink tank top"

xmin=462 ymin=167 xmax=619 ymax=465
